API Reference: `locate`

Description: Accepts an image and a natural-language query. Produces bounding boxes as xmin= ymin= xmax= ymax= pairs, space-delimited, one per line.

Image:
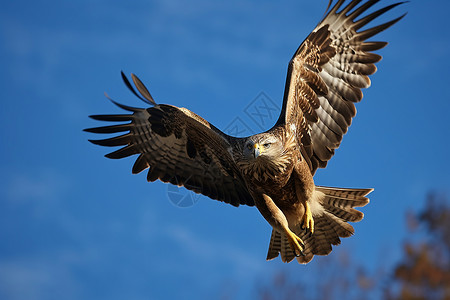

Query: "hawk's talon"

xmin=294 ymin=250 xmax=304 ymax=257
xmin=285 ymin=229 xmax=305 ymax=257
xmin=301 ymin=201 xmax=315 ymax=234
xmin=299 ymin=238 xmax=305 ymax=249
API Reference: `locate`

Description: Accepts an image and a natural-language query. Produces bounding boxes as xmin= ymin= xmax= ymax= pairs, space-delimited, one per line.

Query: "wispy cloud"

xmin=4 ymin=168 xmax=70 ymax=203
xmin=166 ymin=224 xmax=266 ymax=277
xmin=0 ymin=257 xmax=80 ymax=300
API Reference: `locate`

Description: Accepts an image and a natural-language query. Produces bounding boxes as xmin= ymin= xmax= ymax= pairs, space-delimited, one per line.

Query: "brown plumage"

xmin=85 ymin=0 xmax=405 ymax=264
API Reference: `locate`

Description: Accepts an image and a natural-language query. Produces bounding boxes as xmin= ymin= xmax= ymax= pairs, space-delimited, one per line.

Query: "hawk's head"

xmin=243 ymin=134 xmax=283 ymax=161
xmin=238 ymin=132 xmax=294 ymax=181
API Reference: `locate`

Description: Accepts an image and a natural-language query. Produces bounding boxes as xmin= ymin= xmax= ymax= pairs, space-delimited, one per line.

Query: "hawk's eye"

xmin=247 ymin=143 xmax=253 ymax=150
xmin=263 ymin=143 xmax=271 ymax=149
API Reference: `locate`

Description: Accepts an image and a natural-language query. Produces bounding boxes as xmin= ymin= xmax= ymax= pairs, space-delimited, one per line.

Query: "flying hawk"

xmin=85 ymin=0 xmax=405 ymax=264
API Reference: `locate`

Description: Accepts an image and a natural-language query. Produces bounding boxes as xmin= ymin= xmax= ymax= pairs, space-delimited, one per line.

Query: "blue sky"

xmin=1 ymin=0 xmax=449 ymax=299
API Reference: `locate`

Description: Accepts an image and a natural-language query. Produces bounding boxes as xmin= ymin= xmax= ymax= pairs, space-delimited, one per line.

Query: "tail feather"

xmin=321 ymin=204 xmax=364 ymax=222
xmin=315 ymin=215 xmax=341 ymax=246
xmin=296 ymin=217 xmax=334 ymax=264
xmin=266 ymin=186 xmax=372 ymax=264
xmin=280 ymin=232 xmax=289 ymax=262
xmin=324 ymin=210 xmax=355 ymax=238
xmin=316 ymin=186 xmax=372 ymax=203
xmin=266 ymin=230 xmax=280 ymax=261
xmin=297 ymin=231 xmax=315 ymax=263
xmin=320 ymin=214 xmax=342 ymax=246
xmin=281 ymin=234 xmax=295 ymax=262
xmin=267 ymin=230 xmax=298 ymax=263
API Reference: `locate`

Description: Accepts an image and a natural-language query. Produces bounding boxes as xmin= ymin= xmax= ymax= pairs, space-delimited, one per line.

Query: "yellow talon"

xmin=286 ymin=229 xmax=304 ymax=257
xmin=302 ymin=201 xmax=314 ymax=234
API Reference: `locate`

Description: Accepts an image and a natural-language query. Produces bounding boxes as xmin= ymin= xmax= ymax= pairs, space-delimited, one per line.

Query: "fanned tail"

xmin=266 ymin=186 xmax=372 ymax=264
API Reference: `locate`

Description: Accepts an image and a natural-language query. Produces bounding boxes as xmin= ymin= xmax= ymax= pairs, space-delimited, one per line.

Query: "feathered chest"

xmin=245 ymin=149 xmax=309 ymax=211
xmin=240 ymin=145 xmax=298 ymax=192
xmin=244 ymin=152 xmax=301 ymax=211
xmin=236 ymin=126 xmax=299 ymax=190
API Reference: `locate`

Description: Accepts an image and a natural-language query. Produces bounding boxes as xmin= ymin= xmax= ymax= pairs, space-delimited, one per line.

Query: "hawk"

xmin=85 ymin=0 xmax=405 ymax=264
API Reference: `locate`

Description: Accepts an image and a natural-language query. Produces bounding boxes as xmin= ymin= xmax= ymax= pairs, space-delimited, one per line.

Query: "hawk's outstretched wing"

xmin=274 ymin=0 xmax=405 ymax=174
xmin=85 ymin=73 xmax=254 ymax=207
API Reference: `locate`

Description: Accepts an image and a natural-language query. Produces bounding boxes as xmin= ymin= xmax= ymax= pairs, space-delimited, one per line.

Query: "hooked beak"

xmin=254 ymin=143 xmax=262 ymax=158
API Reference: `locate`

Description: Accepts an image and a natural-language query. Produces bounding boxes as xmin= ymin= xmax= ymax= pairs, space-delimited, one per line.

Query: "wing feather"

xmin=274 ymin=0 xmax=405 ymax=174
xmin=85 ymin=74 xmax=254 ymax=207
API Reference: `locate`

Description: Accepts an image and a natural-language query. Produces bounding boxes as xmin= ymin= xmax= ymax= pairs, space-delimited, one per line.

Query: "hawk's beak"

xmin=254 ymin=143 xmax=263 ymax=158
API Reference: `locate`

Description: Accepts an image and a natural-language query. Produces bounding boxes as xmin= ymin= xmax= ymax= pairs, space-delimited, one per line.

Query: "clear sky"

xmin=1 ymin=0 xmax=449 ymax=299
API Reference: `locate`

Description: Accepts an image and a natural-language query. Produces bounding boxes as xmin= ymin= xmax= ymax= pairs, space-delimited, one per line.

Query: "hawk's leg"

xmin=301 ymin=201 xmax=314 ymax=234
xmin=257 ymin=193 xmax=305 ymax=257
xmin=294 ymin=176 xmax=315 ymax=235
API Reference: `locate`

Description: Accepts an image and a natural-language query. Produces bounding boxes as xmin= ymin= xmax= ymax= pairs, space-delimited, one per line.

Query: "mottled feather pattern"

xmin=275 ymin=0 xmax=405 ymax=174
xmin=85 ymin=85 xmax=254 ymax=207
xmin=237 ymin=126 xmax=297 ymax=184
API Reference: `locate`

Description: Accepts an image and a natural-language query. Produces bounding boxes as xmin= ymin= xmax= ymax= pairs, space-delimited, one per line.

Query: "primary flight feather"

xmin=85 ymin=0 xmax=405 ymax=264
